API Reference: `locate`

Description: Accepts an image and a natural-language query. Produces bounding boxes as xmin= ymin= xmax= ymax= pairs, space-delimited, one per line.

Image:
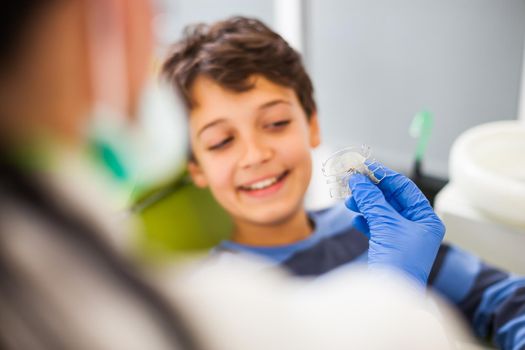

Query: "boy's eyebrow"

xmin=197 ymin=118 xmax=227 ymax=137
xmin=258 ymin=99 xmax=290 ymax=111
xmin=197 ymin=100 xmax=290 ymax=137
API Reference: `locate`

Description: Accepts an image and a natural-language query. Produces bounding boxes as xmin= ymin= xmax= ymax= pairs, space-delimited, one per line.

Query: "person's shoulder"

xmin=309 ymin=202 xmax=357 ymax=238
xmin=207 ymin=246 xmax=275 ymax=271
xmin=310 ymin=201 xmax=355 ymax=220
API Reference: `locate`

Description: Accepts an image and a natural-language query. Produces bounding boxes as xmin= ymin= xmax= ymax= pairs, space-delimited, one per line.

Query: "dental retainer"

xmin=322 ymin=145 xmax=385 ymax=199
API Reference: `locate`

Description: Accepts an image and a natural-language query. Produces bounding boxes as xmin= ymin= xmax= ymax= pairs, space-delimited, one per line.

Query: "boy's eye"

xmin=207 ymin=136 xmax=234 ymax=151
xmin=266 ymin=119 xmax=291 ymax=129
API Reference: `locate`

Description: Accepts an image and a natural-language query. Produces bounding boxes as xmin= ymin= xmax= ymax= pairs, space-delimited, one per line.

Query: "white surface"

xmin=305 ymin=145 xmax=340 ymax=211
xmin=309 ymin=0 xmax=525 ymax=179
xmin=435 ymin=184 xmax=525 ymax=275
xmin=273 ymin=0 xmax=303 ymax=53
xmin=449 ymin=120 xmax=525 ymax=228
xmin=167 ymin=260 xmax=473 ymax=350
xmin=519 ymin=34 xmax=525 ymax=122
xmin=438 ymin=120 xmax=525 ymax=274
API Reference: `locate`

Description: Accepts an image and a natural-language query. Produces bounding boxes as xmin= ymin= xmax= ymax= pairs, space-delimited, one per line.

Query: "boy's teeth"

xmin=245 ymin=176 xmax=279 ymax=190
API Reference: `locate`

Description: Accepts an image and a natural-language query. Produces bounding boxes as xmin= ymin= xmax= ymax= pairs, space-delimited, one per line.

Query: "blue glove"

xmin=345 ymin=164 xmax=445 ymax=286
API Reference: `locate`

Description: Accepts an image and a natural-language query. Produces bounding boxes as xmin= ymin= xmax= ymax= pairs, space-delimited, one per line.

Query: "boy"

xmin=163 ymin=17 xmax=525 ymax=349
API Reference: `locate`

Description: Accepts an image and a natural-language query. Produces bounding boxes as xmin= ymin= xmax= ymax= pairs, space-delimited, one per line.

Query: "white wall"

xmin=308 ymin=0 xmax=525 ymax=177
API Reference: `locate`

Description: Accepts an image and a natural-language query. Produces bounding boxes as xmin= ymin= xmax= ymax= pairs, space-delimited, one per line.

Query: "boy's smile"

xmin=187 ymin=74 xmax=320 ymax=234
xmin=237 ymin=170 xmax=289 ymax=197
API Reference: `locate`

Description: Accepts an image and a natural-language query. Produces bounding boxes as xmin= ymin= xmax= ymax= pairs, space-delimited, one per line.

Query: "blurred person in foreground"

xmin=0 ymin=1 xmax=470 ymax=349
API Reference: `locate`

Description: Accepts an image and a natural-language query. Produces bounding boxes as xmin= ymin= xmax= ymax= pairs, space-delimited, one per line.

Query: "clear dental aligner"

xmin=322 ymin=145 xmax=385 ymax=199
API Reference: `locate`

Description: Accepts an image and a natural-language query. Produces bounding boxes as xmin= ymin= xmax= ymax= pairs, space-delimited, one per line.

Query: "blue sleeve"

xmin=428 ymin=244 xmax=525 ymax=350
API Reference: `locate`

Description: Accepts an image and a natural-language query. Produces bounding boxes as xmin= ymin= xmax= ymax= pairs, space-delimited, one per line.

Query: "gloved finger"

xmin=344 ymin=196 xmax=358 ymax=212
xmin=351 ymin=214 xmax=370 ymax=239
xmin=348 ymin=173 xmax=398 ymax=223
xmin=344 ymin=198 xmax=370 ymax=238
xmin=364 ymin=160 xmax=403 ymax=212
xmin=365 ymin=162 xmax=433 ymax=221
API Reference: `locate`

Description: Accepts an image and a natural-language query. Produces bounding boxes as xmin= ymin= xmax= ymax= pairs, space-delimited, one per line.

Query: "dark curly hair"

xmin=162 ymin=16 xmax=316 ymax=119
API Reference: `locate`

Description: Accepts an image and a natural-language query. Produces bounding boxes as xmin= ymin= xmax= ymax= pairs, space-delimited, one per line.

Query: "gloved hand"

xmin=345 ymin=164 xmax=445 ymax=287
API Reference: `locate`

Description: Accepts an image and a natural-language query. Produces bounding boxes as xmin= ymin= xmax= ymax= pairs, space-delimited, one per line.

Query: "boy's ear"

xmin=188 ymin=160 xmax=209 ymax=188
xmin=308 ymin=111 xmax=321 ymax=148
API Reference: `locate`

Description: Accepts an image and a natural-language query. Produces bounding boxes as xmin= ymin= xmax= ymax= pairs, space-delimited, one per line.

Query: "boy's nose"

xmin=239 ymin=138 xmax=273 ymax=169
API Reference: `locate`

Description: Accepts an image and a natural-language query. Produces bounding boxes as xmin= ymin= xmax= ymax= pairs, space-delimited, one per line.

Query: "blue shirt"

xmin=215 ymin=203 xmax=525 ymax=350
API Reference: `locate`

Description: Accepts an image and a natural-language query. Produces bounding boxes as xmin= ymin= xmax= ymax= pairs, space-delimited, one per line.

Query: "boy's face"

xmin=188 ymin=75 xmax=320 ymax=227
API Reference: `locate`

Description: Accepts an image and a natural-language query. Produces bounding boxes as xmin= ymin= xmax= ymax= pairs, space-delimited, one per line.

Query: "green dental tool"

xmin=410 ymin=110 xmax=434 ymax=179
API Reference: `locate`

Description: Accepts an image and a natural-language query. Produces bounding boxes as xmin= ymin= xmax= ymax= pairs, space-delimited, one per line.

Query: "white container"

xmin=449 ymin=120 xmax=525 ymax=229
